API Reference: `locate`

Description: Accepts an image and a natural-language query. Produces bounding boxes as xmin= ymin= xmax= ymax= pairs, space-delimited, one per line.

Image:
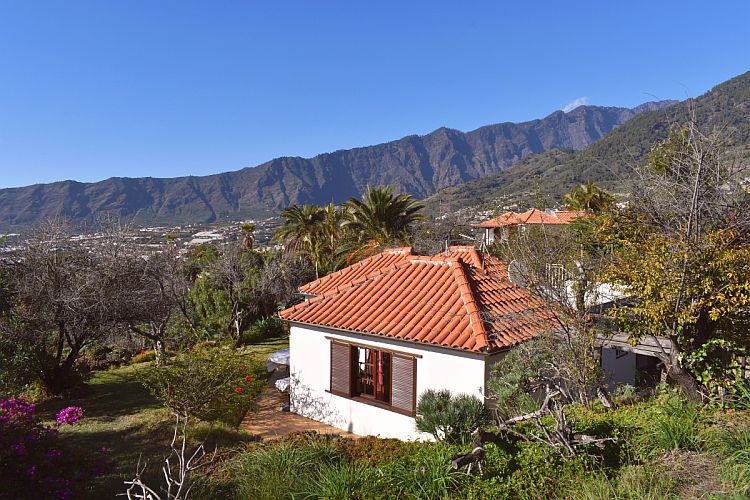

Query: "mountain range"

xmin=0 ymin=100 xmax=676 ymax=231
xmin=423 ymin=70 xmax=750 ymax=213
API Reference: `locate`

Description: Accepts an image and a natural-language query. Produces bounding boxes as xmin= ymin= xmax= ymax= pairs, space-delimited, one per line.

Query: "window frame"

xmin=326 ymin=337 xmax=419 ymax=417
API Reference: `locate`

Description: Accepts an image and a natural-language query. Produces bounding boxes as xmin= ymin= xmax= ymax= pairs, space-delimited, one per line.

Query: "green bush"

xmin=650 ymin=395 xmax=704 ymax=451
xmin=242 ymin=316 xmax=287 ymax=344
xmin=415 ymin=389 xmax=492 ymax=444
xmin=137 ymin=346 xmax=265 ymax=424
xmin=229 ymin=436 xmax=346 ymax=499
xmin=300 ymin=462 xmax=371 ymax=499
xmin=728 ymin=378 xmax=750 ymax=411
xmin=374 ymin=443 xmax=465 ymax=499
xmin=130 ymin=349 xmax=157 ymax=364
xmin=572 ymin=465 xmax=677 ymax=499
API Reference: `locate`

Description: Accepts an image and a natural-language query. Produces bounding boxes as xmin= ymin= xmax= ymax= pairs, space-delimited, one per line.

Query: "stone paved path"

xmin=241 ymin=386 xmax=358 ymax=441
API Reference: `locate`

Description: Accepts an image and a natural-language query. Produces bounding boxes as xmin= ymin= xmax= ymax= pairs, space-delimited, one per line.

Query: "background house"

xmin=473 ymin=208 xmax=586 ymax=246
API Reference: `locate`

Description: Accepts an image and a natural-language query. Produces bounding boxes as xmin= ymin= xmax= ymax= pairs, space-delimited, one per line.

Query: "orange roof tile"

xmin=473 ymin=209 xmax=587 ymax=228
xmin=280 ymin=248 xmax=552 ymax=353
xmin=299 ymin=247 xmax=413 ymax=295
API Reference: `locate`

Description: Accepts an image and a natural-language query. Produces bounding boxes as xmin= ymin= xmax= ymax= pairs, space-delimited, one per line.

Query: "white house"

xmin=473 ymin=208 xmax=586 ymax=246
xmin=278 ymin=246 xmax=550 ymax=440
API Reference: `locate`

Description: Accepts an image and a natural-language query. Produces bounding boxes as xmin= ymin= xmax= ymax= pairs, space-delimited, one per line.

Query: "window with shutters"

xmin=329 ymin=339 xmax=416 ymax=416
xmin=354 ymin=347 xmax=391 ymax=403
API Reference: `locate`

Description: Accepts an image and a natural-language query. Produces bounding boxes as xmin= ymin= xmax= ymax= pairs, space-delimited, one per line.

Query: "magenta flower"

xmin=54 ymin=407 xmax=84 ymax=426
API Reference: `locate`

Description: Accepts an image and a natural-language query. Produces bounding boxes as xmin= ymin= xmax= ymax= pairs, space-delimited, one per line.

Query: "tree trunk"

xmin=45 ymin=345 xmax=82 ymax=396
xmin=233 ymin=318 xmax=243 ymax=349
xmin=665 ymin=342 xmax=703 ymax=402
xmin=154 ymin=339 xmax=165 ymax=365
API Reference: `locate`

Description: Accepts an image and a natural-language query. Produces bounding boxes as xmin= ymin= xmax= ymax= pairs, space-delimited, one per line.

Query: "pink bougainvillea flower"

xmin=54 ymin=406 xmax=84 ymax=426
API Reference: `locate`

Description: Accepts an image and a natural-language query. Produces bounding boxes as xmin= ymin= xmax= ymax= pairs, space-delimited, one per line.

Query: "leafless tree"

xmin=118 ymin=245 xmax=192 ymax=362
xmin=490 ymin=220 xmax=615 ymax=406
xmin=3 ymin=219 xmax=135 ymax=395
xmin=123 ymin=415 xmax=215 ymax=500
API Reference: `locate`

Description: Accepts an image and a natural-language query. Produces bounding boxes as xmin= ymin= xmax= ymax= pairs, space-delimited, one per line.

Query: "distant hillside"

xmin=424 ymin=70 xmax=750 ymax=214
xmin=0 ymin=101 xmax=675 ymax=231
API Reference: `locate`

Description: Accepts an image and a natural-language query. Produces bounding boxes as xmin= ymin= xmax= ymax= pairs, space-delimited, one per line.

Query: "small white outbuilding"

xmin=279 ymin=246 xmax=550 ymax=440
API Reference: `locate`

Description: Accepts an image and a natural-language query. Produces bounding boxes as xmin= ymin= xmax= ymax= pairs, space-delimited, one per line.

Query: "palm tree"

xmin=274 ymin=203 xmax=347 ymax=278
xmin=240 ymin=222 xmax=256 ymax=250
xmin=342 ymin=185 xmax=425 ymax=249
xmin=563 ymin=182 xmax=616 ymax=213
xmin=273 ymin=204 xmax=325 ymax=253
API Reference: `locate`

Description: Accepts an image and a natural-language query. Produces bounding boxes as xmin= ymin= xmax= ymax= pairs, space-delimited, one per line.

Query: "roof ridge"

xmin=449 ymin=260 xmax=489 ymax=351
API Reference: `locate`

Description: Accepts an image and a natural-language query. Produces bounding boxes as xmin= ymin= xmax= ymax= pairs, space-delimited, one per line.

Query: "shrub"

xmin=416 ymin=389 xmax=492 ymax=444
xmin=0 ymin=336 xmax=37 ymax=397
xmin=229 ymin=436 xmax=346 ymax=499
xmin=573 ymin=465 xmax=677 ymax=499
xmin=0 ymin=399 xmax=110 ymax=499
xmin=300 ymin=462 xmax=370 ymax=499
xmin=137 ymin=346 xmax=265 ymax=425
xmin=728 ymin=378 xmax=750 ymax=411
xmin=650 ymin=395 xmax=704 ymax=451
xmin=130 ymin=349 xmax=157 ymax=365
xmin=242 ymin=317 xmax=287 ymax=344
xmin=373 ymin=443 xmax=465 ymax=499
xmin=335 ymin=435 xmax=418 ymax=465
xmin=710 ymin=426 xmax=750 ymax=494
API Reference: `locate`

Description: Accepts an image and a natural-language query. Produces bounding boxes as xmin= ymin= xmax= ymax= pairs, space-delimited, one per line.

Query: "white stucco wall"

xmin=289 ymin=324 xmax=489 ymax=441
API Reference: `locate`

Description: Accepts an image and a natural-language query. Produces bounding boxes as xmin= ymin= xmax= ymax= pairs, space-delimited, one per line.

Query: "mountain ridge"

xmin=422 ymin=70 xmax=750 ymax=214
xmin=0 ymin=101 xmax=677 ymax=231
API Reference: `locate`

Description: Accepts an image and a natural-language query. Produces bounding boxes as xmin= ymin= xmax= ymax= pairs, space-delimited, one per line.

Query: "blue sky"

xmin=1 ymin=1 xmax=749 ymax=189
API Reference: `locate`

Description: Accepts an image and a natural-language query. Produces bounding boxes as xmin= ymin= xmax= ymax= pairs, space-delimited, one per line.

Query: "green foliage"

xmin=242 ymin=316 xmax=287 ymax=344
xmin=650 ymin=395 xmax=704 ymax=451
xmin=137 ymin=346 xmax=264 ymax=424
xmin=415 ymin=389 xmax=492 ymax=444
xmin=0 ymin=332 xmax=37 ymax=397
xmin=374 ymin=442 xmax=465 ymax=499
xmin=343 ymin=185 xmax=425 ymax=248
xmin=487 ymin=340 xmax=550 ymax=420
xmin=728 ymin=378 xmax=750 ymax=410
xmin=572 ymin=465 xmax=677 ymax=500
xmin=563 ymin=181 xmax=616 ymax=213
xmin=229 ymin=436 xmax=347 ymax=500
xmin=189 ymin=273 xmax=232 ymax=338
xmin=300 ymin=462 xmax=371 ymax=499
xmin=129 ymin=349 xmax=157 ymax=364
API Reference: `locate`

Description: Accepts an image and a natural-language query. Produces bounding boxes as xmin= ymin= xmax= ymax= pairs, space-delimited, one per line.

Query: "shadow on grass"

xmin=38 ymin=365 xmax=161 ymax=421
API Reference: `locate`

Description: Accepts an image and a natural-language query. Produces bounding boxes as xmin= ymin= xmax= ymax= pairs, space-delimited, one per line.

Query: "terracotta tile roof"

xmin=299 ymin=247 xmax=413 ymax=296
xmin=473 ymin=209 xmax=587 ymax=228
xmin=280 ymin=248 xmax=551 ymax=353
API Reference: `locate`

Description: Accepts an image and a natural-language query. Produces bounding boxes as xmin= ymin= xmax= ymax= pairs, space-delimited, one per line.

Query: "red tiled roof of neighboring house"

xmin=280 ymin=248 xmax=552 ymax=353
xmin=473 ymin=209 xmax=587 ymax=228
xmin=298 ymin=247 xmax=413 ymax=296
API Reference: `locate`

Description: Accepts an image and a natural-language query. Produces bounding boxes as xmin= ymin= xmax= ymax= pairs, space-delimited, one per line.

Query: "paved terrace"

xmin=241 ymin=381 xmax=358 ymax=441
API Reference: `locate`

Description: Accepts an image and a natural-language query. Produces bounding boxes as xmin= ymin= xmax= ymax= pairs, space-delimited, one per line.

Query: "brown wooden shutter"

xmin=391 ymin=354 xmax=417 ymax=415
xmin=330 ymin=340 xmax=352 ymax=397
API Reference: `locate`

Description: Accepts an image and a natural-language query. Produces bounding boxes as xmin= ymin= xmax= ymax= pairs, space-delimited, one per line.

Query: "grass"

xmin=37 ymin=333 xmax=289 ymax=498
xmin=30 ymin=332 xmax=750 ymax=499
xmin=37 ymin=364 xmax=174 ymax=497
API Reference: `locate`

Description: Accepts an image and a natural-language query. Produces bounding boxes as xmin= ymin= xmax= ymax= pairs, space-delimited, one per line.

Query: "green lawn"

xmin=38 ymin=335 xmax=290 ymax=498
